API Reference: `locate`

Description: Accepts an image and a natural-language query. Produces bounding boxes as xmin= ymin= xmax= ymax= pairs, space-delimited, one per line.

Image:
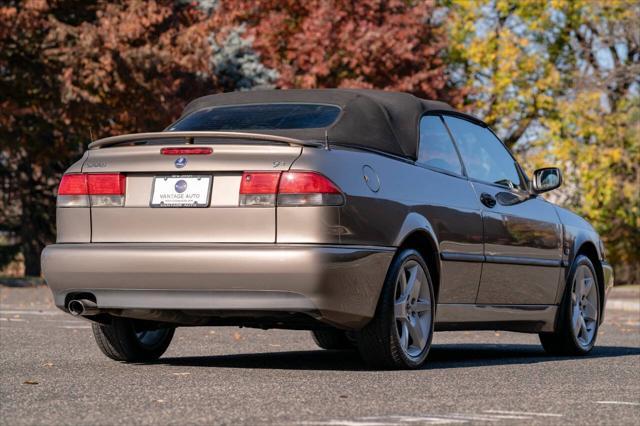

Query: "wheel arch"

xmin=394 ymin=224 xmax=441 ymax=303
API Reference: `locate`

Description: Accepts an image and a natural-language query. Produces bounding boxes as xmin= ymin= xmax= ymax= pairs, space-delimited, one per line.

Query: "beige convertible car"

xmin=42 ymin=89 xmax=613 ymax=369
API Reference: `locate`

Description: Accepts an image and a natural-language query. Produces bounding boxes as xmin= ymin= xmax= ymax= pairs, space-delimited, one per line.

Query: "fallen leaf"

xmin=233 ymin=332 xmax=243 ymax=341
xmin=42 ymin=362 xmax=54 ymax=367
xmin=23 ymin=380 xmax=39 ymax=385
xmin=172 ymin=372 xmax=190 ymax=376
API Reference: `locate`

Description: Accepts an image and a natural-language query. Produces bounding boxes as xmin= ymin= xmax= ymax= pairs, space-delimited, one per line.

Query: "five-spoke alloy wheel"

xmin=540 ymin=254 xmax=600 ymax=355
xmin=357 ymin=248 xmax=435 ymax=369
xmin=570 ymin=263 xmax=599 ymax=348
xmin=394 ymin=259 xmax=433 ymax=359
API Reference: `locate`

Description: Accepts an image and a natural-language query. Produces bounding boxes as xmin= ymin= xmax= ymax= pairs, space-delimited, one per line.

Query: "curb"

xmin=606 ymin=300 xmax=640 ymax=313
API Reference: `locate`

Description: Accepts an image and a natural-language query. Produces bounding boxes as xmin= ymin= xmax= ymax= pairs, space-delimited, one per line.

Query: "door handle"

xmin=480 ymin=192 xmax=497 ymax=208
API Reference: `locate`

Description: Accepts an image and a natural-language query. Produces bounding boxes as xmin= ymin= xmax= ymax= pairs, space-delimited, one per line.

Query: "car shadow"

xmin=155 ymin=344 xmax=640 ymax=371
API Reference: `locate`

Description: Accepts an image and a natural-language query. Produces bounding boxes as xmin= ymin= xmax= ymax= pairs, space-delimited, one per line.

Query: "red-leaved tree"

xmin=1 ymin=0 xmax=461 ymax=276
xmin=213 ymin=0 xmax=462 ymax=104
xmin=0 ymin=0 xmax=228 ymax=275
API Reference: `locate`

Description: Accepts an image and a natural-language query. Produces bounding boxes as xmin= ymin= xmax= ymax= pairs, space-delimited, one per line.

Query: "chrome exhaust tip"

xmin=68 ymin=299 xmax=98 ymax=316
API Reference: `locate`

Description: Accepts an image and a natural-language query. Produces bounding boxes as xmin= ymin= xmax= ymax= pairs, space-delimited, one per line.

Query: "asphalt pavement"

xmin=1 ymin=285 xmax=639 ymax=425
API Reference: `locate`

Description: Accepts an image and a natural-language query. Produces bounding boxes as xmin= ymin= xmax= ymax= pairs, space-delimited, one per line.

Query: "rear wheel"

xmin=92 ymin=318 xmax=175 ymax=362
xmin=311 ymin=329 xmax=355 ymax=350
xmin=539 ymin=255 xmax=600 ymax=355
xmin=356 ymin=248 xmax=435 ymax=369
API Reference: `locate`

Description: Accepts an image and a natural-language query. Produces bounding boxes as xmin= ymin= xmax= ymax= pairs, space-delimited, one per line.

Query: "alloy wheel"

xmin=393 ymin=259 xmax=432 ymax=359
xmin=571 ymin=264 xmax=599 ymax=348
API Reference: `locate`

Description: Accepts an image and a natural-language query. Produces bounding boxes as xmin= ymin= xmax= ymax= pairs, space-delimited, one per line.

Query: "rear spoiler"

xmin=88 ymin=131 xmax=324 ymax=150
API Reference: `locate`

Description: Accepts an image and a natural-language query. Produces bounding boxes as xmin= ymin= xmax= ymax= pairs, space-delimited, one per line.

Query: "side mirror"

xmin=532 ymin=167 xmax=562 ymax=194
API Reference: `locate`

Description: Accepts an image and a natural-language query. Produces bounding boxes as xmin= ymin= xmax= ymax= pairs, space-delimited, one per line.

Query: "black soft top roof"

xmin=178 ymin=89 xmax=481 ymax=159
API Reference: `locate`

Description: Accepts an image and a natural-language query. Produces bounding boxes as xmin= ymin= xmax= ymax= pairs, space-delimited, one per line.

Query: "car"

xmin=41 ymin=89 xmax=614 ymax=369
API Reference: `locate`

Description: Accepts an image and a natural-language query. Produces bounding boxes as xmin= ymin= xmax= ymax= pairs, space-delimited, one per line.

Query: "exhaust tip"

xmin=68 ymin=300 xmax=85 ymax=316
xmin=67 ymin=299 xmax=98 ymax=316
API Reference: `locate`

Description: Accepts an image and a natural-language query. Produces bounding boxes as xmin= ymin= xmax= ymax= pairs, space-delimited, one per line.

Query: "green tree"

xmin=446 ymin=0 xmax=640 ymax=283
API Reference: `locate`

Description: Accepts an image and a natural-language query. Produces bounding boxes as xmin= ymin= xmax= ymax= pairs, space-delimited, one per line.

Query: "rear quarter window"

xmin=169 ymin=103 xmax=341 ymax=131
xmin=418 ymin=115 xmax=463 ymax=175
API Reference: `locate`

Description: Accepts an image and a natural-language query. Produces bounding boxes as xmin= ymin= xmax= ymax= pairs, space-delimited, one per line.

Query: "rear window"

xmin=168 ymin=103 xmax=341 ymax=131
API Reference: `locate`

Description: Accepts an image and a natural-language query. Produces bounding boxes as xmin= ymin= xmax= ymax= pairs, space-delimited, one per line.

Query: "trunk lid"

xmin=84 ymin=142 xmax=302 ymax=243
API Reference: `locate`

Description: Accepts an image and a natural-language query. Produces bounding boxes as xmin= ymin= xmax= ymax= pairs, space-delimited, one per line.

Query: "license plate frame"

xmin=150 ymin=175 xmax=212 ymax=208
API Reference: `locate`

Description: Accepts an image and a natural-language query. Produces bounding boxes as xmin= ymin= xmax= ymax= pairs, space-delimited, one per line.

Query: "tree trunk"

xmin=22 ymin=241 xmax=43 ymax=277
xmin=17 ymin=157 xmax=54 ymax=278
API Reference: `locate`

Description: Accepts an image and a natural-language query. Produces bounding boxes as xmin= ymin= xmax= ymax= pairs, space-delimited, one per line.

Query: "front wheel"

xmin=539 ymin=255 xmax=600 ymax=355
xmin=356 ymin=248 xmax=435 ymax=369
xmin=92 ymin=318 xmax=175 ymax=362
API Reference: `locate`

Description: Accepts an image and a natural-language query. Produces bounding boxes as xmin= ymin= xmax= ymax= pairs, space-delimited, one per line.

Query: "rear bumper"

xmin=41 ymin=243 xmax=395 ymax=329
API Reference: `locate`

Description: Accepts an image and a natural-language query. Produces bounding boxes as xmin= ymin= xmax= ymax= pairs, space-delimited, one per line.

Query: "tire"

xmin=356 ymin=248 xmax=435 ymax=369
xmin=311 ymin=329 xmax=355 ymax=350
xmin=539 ymin=254 xmax=600 ymax=356
xmin=92 ymin=318 xmax=175 ymax=362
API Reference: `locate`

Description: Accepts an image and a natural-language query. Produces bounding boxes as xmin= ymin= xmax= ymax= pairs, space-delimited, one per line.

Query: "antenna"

xmin=324 ymin=129 xmax=330 ymax=150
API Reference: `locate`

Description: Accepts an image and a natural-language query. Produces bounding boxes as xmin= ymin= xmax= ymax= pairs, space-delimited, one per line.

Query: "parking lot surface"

xmin=1 ymin=285 xmax=639 ymax=425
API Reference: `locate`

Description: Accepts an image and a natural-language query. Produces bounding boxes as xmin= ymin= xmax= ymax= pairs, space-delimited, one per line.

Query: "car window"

xmin=418 ymin=116 xmax=463 ymax=175
xmin=168 ymin=103 xmax=341 ymax=131
xmin=443 ymin=116 xmax=524 ymax=190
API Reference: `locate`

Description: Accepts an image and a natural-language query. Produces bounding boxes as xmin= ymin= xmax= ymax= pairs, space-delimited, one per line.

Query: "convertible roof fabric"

xmin=178 ymin=89 xmax=480 ymax=159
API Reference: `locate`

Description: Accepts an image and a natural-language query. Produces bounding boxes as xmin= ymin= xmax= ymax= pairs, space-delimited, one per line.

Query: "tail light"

xmin=239 ymin=171 xmax=344 ymax=207
xmin=57 ymin=173 xmax=126 ymax=207
xmin=277 ymin=172 xmax=344 ymax=206
xmin=239 ymin=172 xmax=280 ymax=206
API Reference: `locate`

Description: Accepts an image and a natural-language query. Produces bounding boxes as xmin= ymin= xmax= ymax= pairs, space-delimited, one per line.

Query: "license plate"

xmin=150 ymin=176 xmax=211 ymax=207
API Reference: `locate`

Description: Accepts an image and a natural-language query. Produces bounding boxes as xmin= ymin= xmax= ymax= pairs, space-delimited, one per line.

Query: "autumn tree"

xmin=3 ymin=0 xmax=636 ymax=283
xmin=540 ymin=2 xmax=639 ymax=284
xmin=446 ymin=0 xmax=639 ymax=282
xmin=213 ymin=0 xmax=463 ymax=104
xmin=1 ymin=0 xmax=463 ymax=276
xmin=0 ymin=0 xmax=275 ymax=275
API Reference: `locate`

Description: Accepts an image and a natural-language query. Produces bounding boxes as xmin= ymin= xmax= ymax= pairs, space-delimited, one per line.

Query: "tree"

xmin=213 ymin=0 xmax=463 ymax=104
xmin=445 ymin=0 xmax=572 ymax=147
xmin=1 ymin=0 xmax=463 ymax=276
xmin=446 ymin=0 xmax=640 ymax=283
xmin=0 ymin=0 xmax=274 ymax=275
